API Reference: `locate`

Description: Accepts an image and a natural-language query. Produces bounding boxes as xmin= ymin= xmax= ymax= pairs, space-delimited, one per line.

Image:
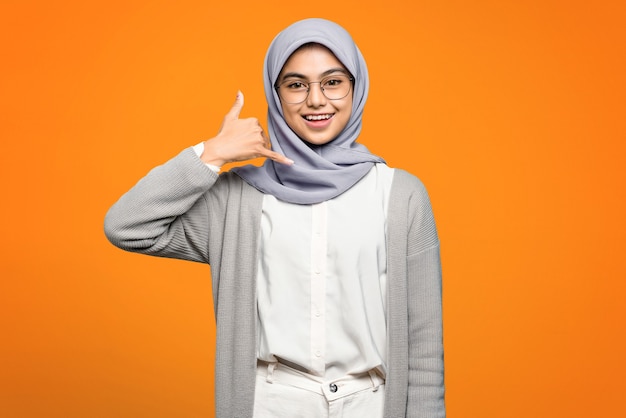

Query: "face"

xmin=276 ymin=44 xmax=353 ymax=146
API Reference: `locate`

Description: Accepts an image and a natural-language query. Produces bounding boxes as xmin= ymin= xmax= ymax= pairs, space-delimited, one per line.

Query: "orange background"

xmin=1 ymin=0 xmax=625 ymax=417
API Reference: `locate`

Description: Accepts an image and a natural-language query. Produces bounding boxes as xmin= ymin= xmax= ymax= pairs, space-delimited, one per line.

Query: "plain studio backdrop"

xmin=1 ymin=1 xmax=624 ymax=417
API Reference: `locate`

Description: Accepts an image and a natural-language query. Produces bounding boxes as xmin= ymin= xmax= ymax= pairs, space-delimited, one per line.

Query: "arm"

xmin=406 ymin=182 xmax=446 ymax=417
xmin=104 ymin=91 xmax=293 ymax=263
xmin=104 ymin=147 xmax=219 ymax=263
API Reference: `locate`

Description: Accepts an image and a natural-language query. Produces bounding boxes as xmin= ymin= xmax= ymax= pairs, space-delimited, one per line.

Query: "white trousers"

xmin=253 ymin=361 xmax=385 ymax=418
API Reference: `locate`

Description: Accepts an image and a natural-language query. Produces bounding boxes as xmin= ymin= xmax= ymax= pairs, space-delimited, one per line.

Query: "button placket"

xmin=310 ymin=202 xmax=327 ymax=374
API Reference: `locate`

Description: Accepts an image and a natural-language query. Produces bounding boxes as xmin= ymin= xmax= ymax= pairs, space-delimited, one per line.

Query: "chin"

xmin=301 ymin=136 xmax=335 ymax=146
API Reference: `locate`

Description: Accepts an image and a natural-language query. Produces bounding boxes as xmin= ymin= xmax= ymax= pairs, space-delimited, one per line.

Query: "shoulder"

xmin=388 ymin=168 xmax=436 ymax=225
xmin=215 ymin=170 xmax=247 ymax=186
xmin=207 ymin=170 xmax=253 ymax=193
xmin=206 ymin=170 xmax=264 ymax=208
xmin=389 ymin=169 xmax=440 ymax=251
xmin=390 ymin=168 xmax=429 ymax=201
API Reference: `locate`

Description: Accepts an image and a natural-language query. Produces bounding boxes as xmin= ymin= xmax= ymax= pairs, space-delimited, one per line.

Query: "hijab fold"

xmin=232 ymin=18 xmax=384 ymax=204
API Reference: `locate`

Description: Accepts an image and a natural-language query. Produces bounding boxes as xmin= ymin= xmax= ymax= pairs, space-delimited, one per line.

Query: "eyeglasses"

xmin=275 ymin=74 xmax=354 ymax=104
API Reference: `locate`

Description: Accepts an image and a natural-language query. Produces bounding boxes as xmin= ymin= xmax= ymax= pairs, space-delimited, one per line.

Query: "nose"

xmin=306 ymin=81 xmax=327 ymax=107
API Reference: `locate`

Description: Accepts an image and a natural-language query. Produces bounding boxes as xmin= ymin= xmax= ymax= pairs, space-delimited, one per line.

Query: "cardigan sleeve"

xmin=406 ymin=181 xmax=446 ymax=417
xmin=104 ymin=147 xmax=222 ymax=264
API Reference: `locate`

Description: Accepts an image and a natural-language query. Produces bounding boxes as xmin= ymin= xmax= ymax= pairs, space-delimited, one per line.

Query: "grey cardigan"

xmin=104 ymin=148 xmax=445 ymax=417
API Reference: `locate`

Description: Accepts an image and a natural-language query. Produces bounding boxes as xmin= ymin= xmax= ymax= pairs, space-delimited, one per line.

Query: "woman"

xmin=105 ymin=18 xmax=445 ymax=418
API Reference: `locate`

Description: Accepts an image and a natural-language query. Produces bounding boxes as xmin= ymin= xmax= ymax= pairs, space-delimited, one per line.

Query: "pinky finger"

xmin=264 ymin=150 xmax=294 ymax=166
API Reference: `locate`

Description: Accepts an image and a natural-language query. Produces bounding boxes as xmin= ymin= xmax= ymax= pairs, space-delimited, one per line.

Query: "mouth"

xmin=302 ymin=113 xmax=334 ymax=121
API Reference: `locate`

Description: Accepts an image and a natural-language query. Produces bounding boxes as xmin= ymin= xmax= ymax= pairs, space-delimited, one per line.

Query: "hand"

xmin=201 ymin=91 xmax=294 ymax=167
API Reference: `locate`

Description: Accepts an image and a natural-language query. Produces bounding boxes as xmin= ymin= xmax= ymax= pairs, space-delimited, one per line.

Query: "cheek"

xmin=340 ymin=100 xmax=353 ymax=124
xmin=281 ymin=104 xmax=298 ymax=126
xmin=339 ymin=96 xmax=353 ymax=115
xmin=346 ymin=98 xmax=353 ymax=114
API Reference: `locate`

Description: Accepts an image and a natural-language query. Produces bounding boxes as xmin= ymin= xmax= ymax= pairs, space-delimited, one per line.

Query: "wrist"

xmin=200 ymin=139 xmax=227 ymax=167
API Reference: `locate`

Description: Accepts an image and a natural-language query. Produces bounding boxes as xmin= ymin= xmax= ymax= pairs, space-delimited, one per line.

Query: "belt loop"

xmin=266 ymin=362 xmax=277 ymax=384
xmin=368 ymin=370 xmax=380 ymax=392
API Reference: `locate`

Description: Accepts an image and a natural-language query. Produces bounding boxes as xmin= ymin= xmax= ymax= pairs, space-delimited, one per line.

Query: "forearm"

xmin=407 ymin=245 xmax=445 ymax=418
xmin=104 ymin=147 xmax=219 ymax=263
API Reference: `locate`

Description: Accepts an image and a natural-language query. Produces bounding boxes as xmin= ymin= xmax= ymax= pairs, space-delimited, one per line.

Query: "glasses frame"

xmin=275 ymin=74 xmax=355 ymax=104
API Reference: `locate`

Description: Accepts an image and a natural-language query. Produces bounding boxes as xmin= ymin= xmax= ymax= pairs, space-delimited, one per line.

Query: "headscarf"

xmin=232 ymin=18 xmax=385 ymax=204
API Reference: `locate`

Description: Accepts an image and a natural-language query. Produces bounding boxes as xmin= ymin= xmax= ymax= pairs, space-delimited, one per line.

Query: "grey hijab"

xmin=232 ymin=18 xmax=384 ymax=204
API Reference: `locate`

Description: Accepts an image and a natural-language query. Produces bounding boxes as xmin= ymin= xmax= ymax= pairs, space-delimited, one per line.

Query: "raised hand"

xmin=201 ymin=91 xmax=293 ymax=167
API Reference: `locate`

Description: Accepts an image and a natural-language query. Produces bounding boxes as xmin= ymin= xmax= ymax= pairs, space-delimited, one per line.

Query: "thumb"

xmin=225 ymin=90 xmax=244 ymax=120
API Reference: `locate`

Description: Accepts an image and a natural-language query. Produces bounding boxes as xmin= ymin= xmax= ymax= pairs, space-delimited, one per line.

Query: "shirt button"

xmin=315 ymin=350 xmax=321 ymax=357
xmin=329 ymin=383 xmax=338 ymax=393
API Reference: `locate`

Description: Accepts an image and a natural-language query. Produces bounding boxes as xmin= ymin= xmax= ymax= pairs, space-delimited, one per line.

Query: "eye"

xmin=323 ymin=77 xmax=345 ymax=88
xmin=284 ymin=80 xmax=308 ymax=90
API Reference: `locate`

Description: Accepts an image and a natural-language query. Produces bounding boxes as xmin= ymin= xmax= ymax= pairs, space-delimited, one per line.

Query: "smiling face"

xmin=276 ymin=44 xmax=353 ymax=146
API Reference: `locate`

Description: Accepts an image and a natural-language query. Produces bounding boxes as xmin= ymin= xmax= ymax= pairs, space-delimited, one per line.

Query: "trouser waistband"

xmin=256 ymin=360 xmax=384 ymax=402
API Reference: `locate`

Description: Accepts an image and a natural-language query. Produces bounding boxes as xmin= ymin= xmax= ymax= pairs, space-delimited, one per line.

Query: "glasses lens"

xmin=278 ymin=80 xmax=308 ymax=104
xmin=321 ymin=75 xmax=352 ymax=100
xmin=278 ymin=74 xmax=352 ymax=104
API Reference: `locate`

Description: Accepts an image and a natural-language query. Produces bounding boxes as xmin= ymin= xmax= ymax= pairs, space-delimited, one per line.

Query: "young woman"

xmin=105 ymin=18 xmax=445 ymax=418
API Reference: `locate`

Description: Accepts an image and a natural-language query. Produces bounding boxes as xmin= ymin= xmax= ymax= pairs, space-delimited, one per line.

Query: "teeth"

xmin=305 ymin=114 xmax=332 ymax=121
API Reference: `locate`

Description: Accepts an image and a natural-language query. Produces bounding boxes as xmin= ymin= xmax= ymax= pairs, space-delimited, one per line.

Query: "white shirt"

xmin=193 ymin=143 xmax=395 ymax=380
xmin=256 ymin=164 xmax=394 ymax=380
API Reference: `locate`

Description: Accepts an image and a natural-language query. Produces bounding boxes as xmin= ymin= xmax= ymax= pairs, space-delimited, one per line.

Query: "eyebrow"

xmin=279 ymin=67 xmax=349 ymax=82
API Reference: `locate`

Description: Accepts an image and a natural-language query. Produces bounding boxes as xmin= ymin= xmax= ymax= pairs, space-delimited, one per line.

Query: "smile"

xmin=303 ymin=114 xmax=333 ymax=121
